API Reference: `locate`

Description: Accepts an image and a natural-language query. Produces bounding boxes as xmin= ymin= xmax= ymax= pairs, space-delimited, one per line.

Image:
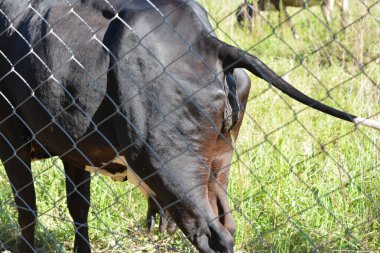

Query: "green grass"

xmin=1 ymin=1 xmax=380 ymax=252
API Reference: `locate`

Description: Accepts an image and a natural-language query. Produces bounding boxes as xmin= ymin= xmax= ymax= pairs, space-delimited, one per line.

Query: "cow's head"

xmin=97 ymin=0 xmax=248 ymax=251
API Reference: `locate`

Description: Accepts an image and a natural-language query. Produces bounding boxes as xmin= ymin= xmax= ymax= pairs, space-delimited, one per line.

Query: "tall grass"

xmin=1 ymin=1 xmax=379 ymax=252
xmin=199 ymin=0 xmax=380 ymax=252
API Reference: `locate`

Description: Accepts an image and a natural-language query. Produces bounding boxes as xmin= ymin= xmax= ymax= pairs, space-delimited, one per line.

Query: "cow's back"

xmin=0 ymin=0 xmax=120 ymax=165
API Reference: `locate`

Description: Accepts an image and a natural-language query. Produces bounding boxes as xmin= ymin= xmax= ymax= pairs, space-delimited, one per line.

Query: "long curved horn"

xmin=209 ymin=37 xmax=380 ymax=130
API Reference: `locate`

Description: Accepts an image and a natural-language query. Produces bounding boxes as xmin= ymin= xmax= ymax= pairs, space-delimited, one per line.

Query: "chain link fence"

xmin=0 ymin=0 xmax=379 ymax=252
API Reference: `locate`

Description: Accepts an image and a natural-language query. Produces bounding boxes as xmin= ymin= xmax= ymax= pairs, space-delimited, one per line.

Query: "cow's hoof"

xmin=146 ymin=215 xmax=156 ymax=232
xmin=159 ymin=212 xmax=177 ymax=234
xmin=166 ymin=222 xmax=177 ymax=235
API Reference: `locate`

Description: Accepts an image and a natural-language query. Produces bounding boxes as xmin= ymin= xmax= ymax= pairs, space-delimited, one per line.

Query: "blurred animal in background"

xmin=236 ymin=0 xmax=349 ymax=39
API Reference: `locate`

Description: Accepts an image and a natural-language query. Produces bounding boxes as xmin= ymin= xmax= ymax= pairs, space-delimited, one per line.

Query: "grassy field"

xmin=1 ymin=0 xmax=380 ymax=252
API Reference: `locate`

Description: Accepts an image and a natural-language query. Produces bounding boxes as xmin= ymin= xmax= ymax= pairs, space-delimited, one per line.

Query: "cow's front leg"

xmin=1 ymin=145 xmax=36 ymax=253
xmin=340 ymin=0 xmax=349 ymax=27
xmin=283 ymin=10 xmax=299 ymax=40
xmin=322 ymin=0 xmax=333 ymax=24
xmin=146 ymin=196 xmax=157 ymax=231
xmin=158 ymin=209 xmax=177 ymax=234
xmin=63 ymin=161 xmax=91 ymax=253
xmin=146 ymin=196 xmax=177 ymax=234
xmin=274 ymin=1 xmax=299 ymax=40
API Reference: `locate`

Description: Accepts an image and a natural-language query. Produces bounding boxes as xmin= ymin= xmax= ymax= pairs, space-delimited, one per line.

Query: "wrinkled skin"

xmin=0 ymin=0 xmax=249 ymax=252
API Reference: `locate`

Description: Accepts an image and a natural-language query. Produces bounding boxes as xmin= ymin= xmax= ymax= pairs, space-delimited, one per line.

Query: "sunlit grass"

xmin=199 ymin=0 xmax=380 ymax=251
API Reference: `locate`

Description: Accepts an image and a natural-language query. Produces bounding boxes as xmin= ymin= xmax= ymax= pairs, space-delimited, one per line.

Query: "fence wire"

xmin=0 ymin=0 xmax=379 ymax=252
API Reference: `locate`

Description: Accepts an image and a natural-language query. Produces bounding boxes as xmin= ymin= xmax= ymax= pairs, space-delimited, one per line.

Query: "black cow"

xmin=0 ymin=0 xmax=378 ymax=253
xmin=236 ymin=0 xmax=350 ymax=39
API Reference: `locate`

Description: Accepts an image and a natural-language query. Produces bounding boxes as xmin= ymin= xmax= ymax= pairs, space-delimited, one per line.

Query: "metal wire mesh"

xmin=0 ymin=0 xmax=379 ymax=252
